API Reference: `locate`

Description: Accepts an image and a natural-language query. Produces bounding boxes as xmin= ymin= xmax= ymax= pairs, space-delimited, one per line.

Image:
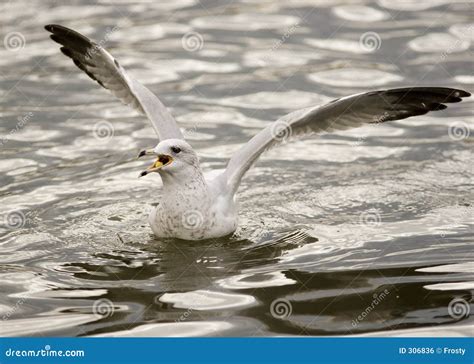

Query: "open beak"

xmin=139 ymin=153 xmax=173 ymax=177
xmin=138 ymin=149 xmax=154 ymax=158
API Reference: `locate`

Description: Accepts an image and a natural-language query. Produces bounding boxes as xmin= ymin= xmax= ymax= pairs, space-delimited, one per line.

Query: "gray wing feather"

xmin=224 ymin=87 xmax=470 ymax=194
xmin=45 ymin=24 xmax=183 ymax=141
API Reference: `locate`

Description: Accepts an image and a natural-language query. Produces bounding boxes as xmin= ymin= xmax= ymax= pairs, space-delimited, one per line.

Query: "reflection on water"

xmin=0 ymin=0 xmax=473 ymax=336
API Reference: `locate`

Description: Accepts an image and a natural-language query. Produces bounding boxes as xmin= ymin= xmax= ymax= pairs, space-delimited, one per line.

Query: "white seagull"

xmin=45 ymin=24 xmax=470 ymax=240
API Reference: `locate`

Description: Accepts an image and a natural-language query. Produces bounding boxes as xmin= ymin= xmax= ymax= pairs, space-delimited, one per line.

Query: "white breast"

xmin=149 ymin=182 xmax=238 ymax=240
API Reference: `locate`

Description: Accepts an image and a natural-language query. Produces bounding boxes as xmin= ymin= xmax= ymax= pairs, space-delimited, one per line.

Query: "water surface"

xmin=0 ymin=0 xmax=473 ymax=337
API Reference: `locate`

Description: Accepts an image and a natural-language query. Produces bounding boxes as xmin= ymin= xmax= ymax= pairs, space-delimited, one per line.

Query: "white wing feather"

xmin=223 ymin=87 xmax=470 ymax=194
xmin=45 ymin=24 xmax=183 ymax=141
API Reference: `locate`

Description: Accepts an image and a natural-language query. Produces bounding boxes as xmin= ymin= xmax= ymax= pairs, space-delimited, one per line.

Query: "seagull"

xmin=45 ymin=24 xmax=470 ymax=240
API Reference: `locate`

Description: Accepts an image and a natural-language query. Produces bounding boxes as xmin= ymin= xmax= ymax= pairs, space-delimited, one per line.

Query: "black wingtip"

xmin=449 ymin=88 xmax=471 ymax=99
xmin=457 ymin=90 xmax=471 ymax=98
xmin=59 ymin=46 xmax=72 ymax=58
xmin=434 ymin=103 xmax=448 ymax=111
xmin=444 ymin=88 xmax=470 ymax=99
xmin=49 ymin=34 xmax=63 ymax=45
xmin=45 ymin=24 xmax=61 ymax=33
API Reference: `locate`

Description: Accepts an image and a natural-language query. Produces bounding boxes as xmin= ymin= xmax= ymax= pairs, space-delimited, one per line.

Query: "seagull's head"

xmin=138 ymin=139 xmax=199 ymax=177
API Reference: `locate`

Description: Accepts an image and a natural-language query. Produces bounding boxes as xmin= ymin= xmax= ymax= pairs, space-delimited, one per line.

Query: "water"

xmin=0 ymin=0 xmax=473 ymax=337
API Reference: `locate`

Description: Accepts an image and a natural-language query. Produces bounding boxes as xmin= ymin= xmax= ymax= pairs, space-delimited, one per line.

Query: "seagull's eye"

xmin=171 ymin=146 xmax=181 ymax=154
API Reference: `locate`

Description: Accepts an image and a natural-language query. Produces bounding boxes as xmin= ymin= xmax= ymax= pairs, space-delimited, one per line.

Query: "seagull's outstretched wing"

xmin=45 ymin=24 xmax=183 ymax=141
xmin=223 ymin=87 xmax=470 ymax=194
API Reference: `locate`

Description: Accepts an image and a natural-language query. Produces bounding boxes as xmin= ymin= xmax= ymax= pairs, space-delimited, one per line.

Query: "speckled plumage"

xmin=147 ymin=140 xmax=238 ymax=240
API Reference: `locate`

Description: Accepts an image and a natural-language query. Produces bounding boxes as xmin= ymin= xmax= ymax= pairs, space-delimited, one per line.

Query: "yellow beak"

xmin=139 ymin=155 xmax=173 ymax=177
